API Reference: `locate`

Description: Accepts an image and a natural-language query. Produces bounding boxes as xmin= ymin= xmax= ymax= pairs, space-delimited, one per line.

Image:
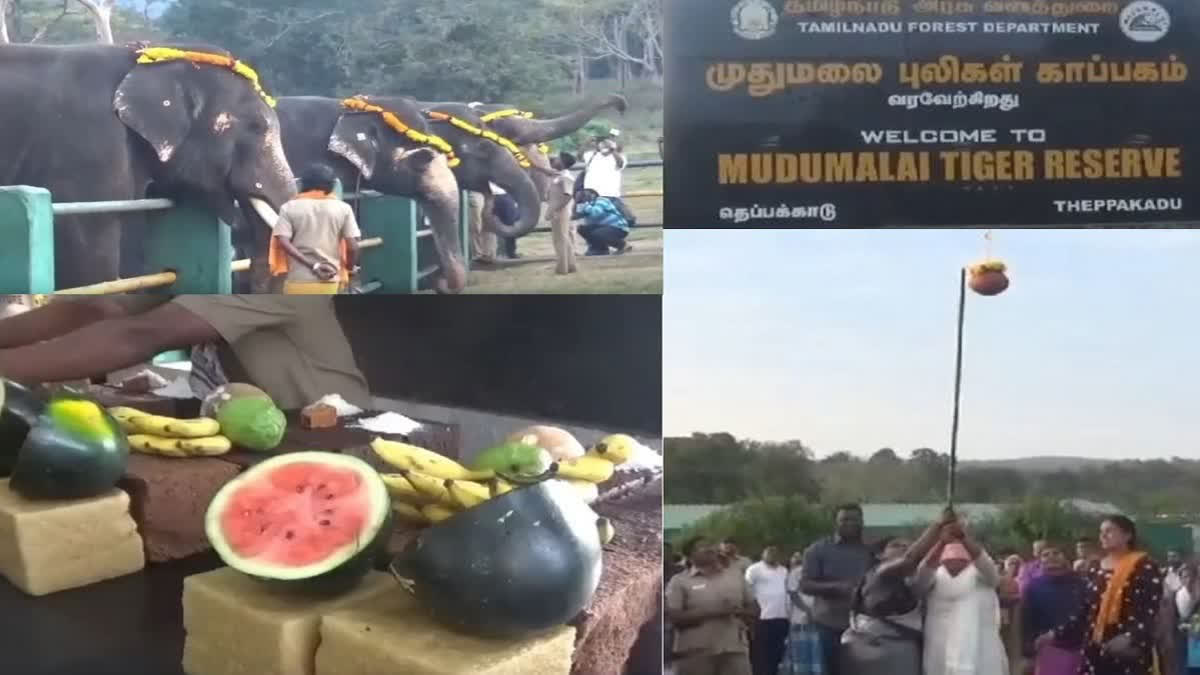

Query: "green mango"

xmin=470 ymin=441 xmax=553 ymax=477
xmin=217 ymin=396 xmax=286 ymax=452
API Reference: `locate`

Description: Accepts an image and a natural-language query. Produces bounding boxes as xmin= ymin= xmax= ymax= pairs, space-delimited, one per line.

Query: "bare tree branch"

xmin=30 ymin=0 xmax=71 ymax=43
xmin=0 ymin=0 xmax=10 ymax=43
xmin=73 ymin=0 xmax=114 ymax=43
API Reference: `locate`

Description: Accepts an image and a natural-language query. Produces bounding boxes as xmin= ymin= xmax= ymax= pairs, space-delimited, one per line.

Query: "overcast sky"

xmin=664 ymin=229 xmax=1200 ymax=461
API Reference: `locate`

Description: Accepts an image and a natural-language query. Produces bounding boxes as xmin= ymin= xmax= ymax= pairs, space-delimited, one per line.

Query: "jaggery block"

xmin=118 ymin=453 xmax=242 ymax=562
xmin=182 ymin=567 xmax=395 ymax=675
xmin=0 ymin=478 xmax=145 ymax=596
xmin=300 ymin=403 xmax=339 ymax=430
xmin=315 ymin=591 xmax=576 ymax=675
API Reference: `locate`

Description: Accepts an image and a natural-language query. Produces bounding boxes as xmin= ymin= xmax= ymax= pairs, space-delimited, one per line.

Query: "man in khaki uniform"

xmin=667 ymin=541 xmax=758 ymax=675
xmin=0 ymin=295 xmax=370 ymax=411
xmin=272 ymin=164 xmax=362 ymax=295
xmin=548 ymin=152 xmax=578 ymax=275
xmin=468 ymin=190 xmax=498 ymax=264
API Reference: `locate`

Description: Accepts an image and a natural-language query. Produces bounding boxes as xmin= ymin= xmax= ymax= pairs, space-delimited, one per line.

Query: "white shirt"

xmin=745 ymin=561 xmax=789 ymax=620
xmin=582 ymin=150 xmax=623 ymax=198
xmin=1178 ymin=586 xmax=1197 ymax=621
xmin=786 ymin=567 xmax=815 ymax=625
xmin=1166 ymin=568 xmax=1183 ymax=595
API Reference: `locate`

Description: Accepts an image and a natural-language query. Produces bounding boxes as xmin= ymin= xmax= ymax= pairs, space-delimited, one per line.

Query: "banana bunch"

xmin=380 ymin=468 xmax=510 ymax=525
xmin=108 ymin=406 xmax=232 ymax=457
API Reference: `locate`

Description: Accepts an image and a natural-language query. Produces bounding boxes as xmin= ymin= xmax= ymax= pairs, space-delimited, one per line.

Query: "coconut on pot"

xmin=505 ymin=425 xmax=584 ymax=461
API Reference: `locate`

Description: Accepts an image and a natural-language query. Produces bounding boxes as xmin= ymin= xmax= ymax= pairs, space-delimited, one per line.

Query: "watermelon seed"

xmin=285 ymin=531 xmax=294 ymax=539
xmin=320 ymin=520 xmax=331 ymax=526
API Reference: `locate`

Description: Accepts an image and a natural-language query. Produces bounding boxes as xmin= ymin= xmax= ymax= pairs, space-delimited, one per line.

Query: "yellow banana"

xmin=400 ymin=469 xmax=455 ymax=507
xmin=127 ymin=434 xmax=189 ymax=458
xmin=555 ymin=455 xmax=615 ymax=483
xmin=489 ymin=477 xmax=514 ymax=498
xmin=587 ymin=434 xmax=636 ymax=465
xmin=598 ymin=517 xmax=616 ymax=545
xmin=380 ymin=473 xmax=431 ymax=504
xmin=125 ymin=413 xmax=220 ymax=438
xmin=127 ymin=434 xmax=232 ymax=457
xmin=176 ymin=435 xmax=232 ymax=456
xmin=392 ymin=502 xmax=431 ymax=524
xmin=445 ymin=479 xmax=490 ymax=510
xmin=371 ymin=438 xmax=494 ymax=481
xmin=421 ymin=503 xmax=458 ymax=523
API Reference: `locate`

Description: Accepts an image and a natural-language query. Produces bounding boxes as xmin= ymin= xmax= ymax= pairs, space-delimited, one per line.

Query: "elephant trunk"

xmin=485 ymin=162 xmax=542 ymax=239
xmin=416 ymin=153 xmax=468 ymax=294
xmin=498 ymin=94 xmax=628 ymax=145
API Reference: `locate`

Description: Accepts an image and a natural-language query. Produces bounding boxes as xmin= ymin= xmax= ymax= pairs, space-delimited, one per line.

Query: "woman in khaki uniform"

xmin=667 ymin=542 xmax=759 ymax=675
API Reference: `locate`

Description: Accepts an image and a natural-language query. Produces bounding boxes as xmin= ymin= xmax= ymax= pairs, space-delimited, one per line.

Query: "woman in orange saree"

xmin=1036 ymin=515 xmax=1163 ymax=675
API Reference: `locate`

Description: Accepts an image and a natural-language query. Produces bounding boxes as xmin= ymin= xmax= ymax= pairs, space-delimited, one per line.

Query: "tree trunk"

xmin=575 ymin=45 xmax=586 ymax=94
xmin=75 ymin=0 xmax=114 ymax=43
xmin=0 ymin=0 xmax=10 ymax=43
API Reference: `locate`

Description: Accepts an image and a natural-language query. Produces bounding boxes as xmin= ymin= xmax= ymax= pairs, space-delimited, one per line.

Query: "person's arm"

xmin=0 ymin=301 xmax=220 ymax=383
xmin=614 ymin=151 xmax=627 ymax=170
xmin=0 ymin=297 xmax=141 ymax=349
xmin=664 ymin=576 xmax=732 ymax=627
xmin=798 ymin=544 xmax=849 ymax=597
xmin=273 ymin=208 xmax=327 ymax=274
xmin=879 ymin=518 xmax=946 ymax=578
xmin=1021 ymin=583 xmax=1039 ymax=657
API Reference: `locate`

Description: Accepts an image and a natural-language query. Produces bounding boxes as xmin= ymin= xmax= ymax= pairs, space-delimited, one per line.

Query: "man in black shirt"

xmin=800 ymin=503 xmax=874 ymax=675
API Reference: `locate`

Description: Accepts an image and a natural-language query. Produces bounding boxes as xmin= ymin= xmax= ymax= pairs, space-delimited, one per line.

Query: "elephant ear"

xmin=329 ymin=113 xmax=380 ymax=180
xmin=114 ymin=66 xmax=194 ymax=164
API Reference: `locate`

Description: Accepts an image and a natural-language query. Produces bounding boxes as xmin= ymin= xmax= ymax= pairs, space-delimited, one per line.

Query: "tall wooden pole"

xmin=948 ymin=267 xmax=967 ymax=506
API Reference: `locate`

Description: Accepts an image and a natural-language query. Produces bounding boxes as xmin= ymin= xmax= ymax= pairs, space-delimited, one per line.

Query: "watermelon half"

xmin=205 ymin=451 xmax=392 ymax=594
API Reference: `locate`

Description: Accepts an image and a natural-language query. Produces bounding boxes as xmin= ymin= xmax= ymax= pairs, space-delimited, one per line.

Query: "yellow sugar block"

xmin=0 ymin=478 xmax=145 ymax=596
xmin=315 ymin=591 xmax=576 ymax=675
xmin=181 ymin=567 xmax=395 ymax=675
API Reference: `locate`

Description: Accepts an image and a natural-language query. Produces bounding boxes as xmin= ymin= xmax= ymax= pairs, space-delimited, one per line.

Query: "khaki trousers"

xmin=467 ymin=191 xmax=497 ymax=262
xmin=548 ymin=189 xmax=576 ymax=274
xmin=675 ymin=652 xmax=752 ymax=675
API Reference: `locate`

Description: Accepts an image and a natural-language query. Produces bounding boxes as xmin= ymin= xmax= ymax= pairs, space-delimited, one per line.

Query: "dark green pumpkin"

xmin=0 ymin=380 xmax=42 ymax=477
xmin=7 ymin=391 xmax=130 ymax=500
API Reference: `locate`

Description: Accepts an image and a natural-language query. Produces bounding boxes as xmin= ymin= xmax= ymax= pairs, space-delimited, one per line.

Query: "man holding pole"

xmin=799 ymin=503 xmax=874 ymax=675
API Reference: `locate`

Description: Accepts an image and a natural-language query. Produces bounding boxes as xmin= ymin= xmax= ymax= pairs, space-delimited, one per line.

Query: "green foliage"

xmin=972 ymin=498 xmax=1096 ymax=555
xmin=665 ymin=433 xmax=821 ymax=505
xmin=673 ymin=496 xmax=833 ymax=560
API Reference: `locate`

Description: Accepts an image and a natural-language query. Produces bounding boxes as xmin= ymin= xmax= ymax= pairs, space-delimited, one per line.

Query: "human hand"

xmin=1104 ymin=633 xmax=1134 ymax=659
xmin=313 ymin=262 xmax=338 ymax=281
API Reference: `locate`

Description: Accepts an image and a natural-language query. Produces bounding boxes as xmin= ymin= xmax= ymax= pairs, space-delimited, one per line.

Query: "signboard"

xmin=664 ymin=0 xmax=1200 ymax=226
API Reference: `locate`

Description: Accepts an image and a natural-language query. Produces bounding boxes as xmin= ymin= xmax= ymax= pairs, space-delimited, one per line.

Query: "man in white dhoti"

xmin=918 ymin=521 xmax=1009 ymax=675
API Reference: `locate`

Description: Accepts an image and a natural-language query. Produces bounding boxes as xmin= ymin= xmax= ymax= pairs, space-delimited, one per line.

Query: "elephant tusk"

xmin=249 ymin=197 xmax=280 ymax=228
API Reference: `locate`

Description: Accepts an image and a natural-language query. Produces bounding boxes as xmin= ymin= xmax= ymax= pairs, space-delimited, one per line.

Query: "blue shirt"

xmin=573 ymin=197 xmax=629 ymax=232
xmin=1021 ymin=572 xmax=1086 ymax=654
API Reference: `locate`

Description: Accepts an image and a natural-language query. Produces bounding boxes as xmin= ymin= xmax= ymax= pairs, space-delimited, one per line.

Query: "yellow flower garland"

xmin=341 ymin=97 xmax=460 ymax=168
xmin=477 ymin=109 xmax=552 ymax=156
xmin=425 ymin=110 xmax=532 ymax=169
xmin=479 ymin=108 xmax=534 ymax=122
xmin=134 ymin=47 xmax=276 ymax=107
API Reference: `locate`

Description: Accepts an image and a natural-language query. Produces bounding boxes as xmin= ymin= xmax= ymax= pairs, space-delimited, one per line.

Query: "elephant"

xmin=462 ymin=94 xmax=628 ymax=145
xmin=0 ymin=43 xmax=297 ymax=291
xmin=274 ymin=96 xmax=469 ymax=294
xmin=418 ymin=104 xmax=544 ymax=239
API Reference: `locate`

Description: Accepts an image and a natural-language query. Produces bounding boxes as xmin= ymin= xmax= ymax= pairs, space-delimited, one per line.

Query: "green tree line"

xmin=666 ymin=432 xmax=1200 ymax=517
xmin=2 ymin=0 xmax=663 ymax=107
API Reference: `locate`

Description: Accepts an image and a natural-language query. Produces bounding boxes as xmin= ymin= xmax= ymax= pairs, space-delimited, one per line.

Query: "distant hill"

xmin=962 ymin=456 xmax=1119 ymax=473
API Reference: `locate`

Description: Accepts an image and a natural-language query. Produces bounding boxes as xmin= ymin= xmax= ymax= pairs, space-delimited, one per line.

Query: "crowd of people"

xmin=664 ymin=504 xmax=1200 ymax=675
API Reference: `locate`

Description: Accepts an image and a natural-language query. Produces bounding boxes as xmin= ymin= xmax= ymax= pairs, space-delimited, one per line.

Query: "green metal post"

xmin=359 ymin=195 xmax=419 ymax=293
xmin=141 ymin=203 xmax=232 ymax=294
xmin=0 ymin=186 xmax=56 ymax=293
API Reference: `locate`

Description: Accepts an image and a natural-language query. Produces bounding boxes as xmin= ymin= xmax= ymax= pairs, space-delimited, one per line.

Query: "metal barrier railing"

xmin=0 ymin=185 xmax=467 ymax=295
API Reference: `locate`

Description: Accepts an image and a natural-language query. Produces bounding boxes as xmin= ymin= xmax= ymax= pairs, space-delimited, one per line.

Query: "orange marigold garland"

xmin=477 ymin=109 xmax=552 ymax=156
xmin=424 ymin=110 xmax=532 ymax=168
xmin=134 ymin=47 xmax=276 ymax=107
xmin=340 ymin=97 xmax=460 ymax=168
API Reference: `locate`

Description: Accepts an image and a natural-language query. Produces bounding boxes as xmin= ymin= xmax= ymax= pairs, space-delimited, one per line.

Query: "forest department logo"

xmin=731 ymin=0 xmax=778 ymax=40
xmin=1118 ymin=0 xmax=1170 ymax=42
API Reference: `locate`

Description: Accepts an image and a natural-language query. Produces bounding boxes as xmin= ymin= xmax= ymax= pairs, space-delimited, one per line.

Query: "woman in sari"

xmin=840 ymin=508 xmax=956 ymax=675
xmin=1036 ymin=515 xmax=1163 ymax=675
